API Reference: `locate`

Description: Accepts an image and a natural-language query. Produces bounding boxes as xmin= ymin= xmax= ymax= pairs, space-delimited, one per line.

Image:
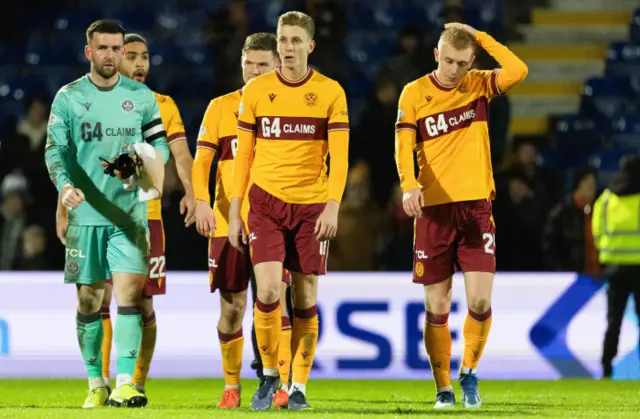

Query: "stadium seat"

xmin=579 ymin=76 xmax=632 ymax=119
xmin=52 ymin=11 xmax=96 ymax=31
xmin=108 ymin=11 xmax=156 ymax=33
xmin=0 ymin=45 xmax=22 ymax=66
xmin=609 ymin=112 xmax=640 ymax=153
xmin=629 ymin=9 xmax=640 ymax=43
xmin=605 ymin=41 xmax=640 ymax=78
xmin=589 ymin=149 xmax=628 ymax=187
xmin=550 ymin=114 xmax=602 ymax=155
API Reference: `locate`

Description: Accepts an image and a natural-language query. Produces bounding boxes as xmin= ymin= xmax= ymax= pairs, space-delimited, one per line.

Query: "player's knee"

xmin=257 ymin=286 xmax=280 ymax=305
xmin=138 ymin=296 xmax=154 ymax=318
xmin=467 ymin=297 xmax=491 ymax=314
xmin=77 ymin=287 xmax=102 ymax=314
xmin=424 ymin=291 xmax=452 ymax=314
xmin=426 ymin=299 xmax=451 ymax=315
xmin=226 ymin=297 xmax=247 ymax=328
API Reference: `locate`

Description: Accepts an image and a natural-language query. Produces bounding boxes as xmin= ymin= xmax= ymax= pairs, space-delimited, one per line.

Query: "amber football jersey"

xmin=147 ymin=92 xmax=186 ymax=220
xmin=232 ymin=68 xmax=349 ymax=204
xmin=395 ymin=31 xmax=528 ymax=207
xmin=195 ymin=89 xmax=250 ymax=238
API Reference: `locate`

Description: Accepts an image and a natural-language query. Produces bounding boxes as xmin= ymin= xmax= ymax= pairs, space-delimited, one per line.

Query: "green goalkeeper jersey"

xmin=45 ymin=74 xmax=170 ymax=226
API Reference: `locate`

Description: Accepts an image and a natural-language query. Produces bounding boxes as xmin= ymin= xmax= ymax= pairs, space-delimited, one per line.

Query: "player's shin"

xmin=101 ymin=306 xmax=112 ymax=384
xmin=114 ymin=306 xmax=143 ymax=388
xmin=278 ymin=316 xmax=292 ymax=389
xmin=254 ymin=299 xmax=282 ymax=377
xmin=290 ymin=306 xmax=319 ymax=395
xmin=424 ymin=312 xmax=453 ymax=392
xmin=219 ymin=328 xmax=244 ymax=389
xmin=133 ymin=310 xmax=157 ymax=390
xmin=77 ymin=310 xmax=105 ymax=389
xmin=462 ymin=307 xmax=493 ymax=372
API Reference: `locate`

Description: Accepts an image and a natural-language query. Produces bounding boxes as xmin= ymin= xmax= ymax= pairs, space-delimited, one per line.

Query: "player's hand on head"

xmin=402 ymin=188 xmax=423 ymax=218
xmin=444 ymin=22 xmax=477 ymax=36
xmin=194 ymin=200 xmax=215 ymax=238
xmin=315 ymin=200 xmax=339 ymax=241
xmin=180 ymin=193 xmax=196 ymax=227
xmin=61 ymin=185 xmax=85 ymax=211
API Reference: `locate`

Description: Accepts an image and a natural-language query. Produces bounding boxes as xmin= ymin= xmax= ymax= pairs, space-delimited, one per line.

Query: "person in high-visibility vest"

xmin=592 ymin=155 xmax=640 ymax=379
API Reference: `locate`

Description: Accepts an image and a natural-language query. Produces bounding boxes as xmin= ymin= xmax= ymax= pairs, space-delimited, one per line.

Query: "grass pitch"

xmin=0 ymin=378 xmax=639 ymax=418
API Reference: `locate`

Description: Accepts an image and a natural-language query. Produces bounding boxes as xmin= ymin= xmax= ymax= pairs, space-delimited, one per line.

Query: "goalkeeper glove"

xmin=100 ymin=145 xmax=142 ymax=180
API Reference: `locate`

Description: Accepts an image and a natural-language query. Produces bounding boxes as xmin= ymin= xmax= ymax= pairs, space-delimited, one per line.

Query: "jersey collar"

xmin=276 ymin=67 xmax=313 ymax=87
xmin=86 ymin=73 xmax=121 ymax=92
xmin=429 ymin=71 xmax=457 ymax=92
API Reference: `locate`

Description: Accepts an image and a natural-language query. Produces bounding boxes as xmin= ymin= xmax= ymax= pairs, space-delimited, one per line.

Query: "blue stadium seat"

xmin=52 ymin=11 xmax=96 ymax=31
xmin=0 ymin=45 xmax=22 ymax=66
xmin=629 ymin=9 xmax=640 ymax=43
xmin=610 ymin=113 xmax=640 ymax=153
xmin=590 ymin=149 xmax=626 ymax=172
xmin=551 ymin=114 xmax=602 ymax=155
xmin=579 ymin=76 xmax=632 ymax=119
xmin=137 ymin=0 xmax=180 ymax=12
xmin=463 ymin=0 xmax=502 ymax=30
xmin=348 ymin=2 xmax=382 ymax=31
xmin=108 ymin=11 xmax=156 ymax=33
xmin=605 ymin=41 xmax=640 ymax=77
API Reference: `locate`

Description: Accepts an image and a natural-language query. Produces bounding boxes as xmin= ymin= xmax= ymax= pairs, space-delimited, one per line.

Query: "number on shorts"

xmin=482 ymin=233 xmax=495 ymax=255
xmin=319 ymin=241 xmax=329 ymax=256
xmin=149 ymin=256 xmax=166 ymax=279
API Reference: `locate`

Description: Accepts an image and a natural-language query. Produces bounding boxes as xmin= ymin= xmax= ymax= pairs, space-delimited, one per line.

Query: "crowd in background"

xmin=0 ymin=0 xmax=617 ymax=274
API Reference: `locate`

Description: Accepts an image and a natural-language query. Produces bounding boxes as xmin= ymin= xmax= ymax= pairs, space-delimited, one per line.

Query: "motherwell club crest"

xmin=304 ymin=92 xmax=318 ymax=106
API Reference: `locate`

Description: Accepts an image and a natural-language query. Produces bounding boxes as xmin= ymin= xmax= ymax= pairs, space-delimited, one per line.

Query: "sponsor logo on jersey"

xmin=198 ymin=125 xmax=206 ymax=137
xmin=121 ymin=99 xmax=135 ymax=112
xmin=106 ymin=127 xmax=137 ymax=137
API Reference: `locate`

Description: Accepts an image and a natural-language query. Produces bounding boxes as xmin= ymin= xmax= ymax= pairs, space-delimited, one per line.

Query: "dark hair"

xmin=572 ymin=166 xmax=597 ymax=191
xmin=124 ymin=33 xmax=148 ymax=47
xmin=86 ymin=19 xmax=125 ymax=44
xmin=243 ymin=33 xmax=277 ymax=57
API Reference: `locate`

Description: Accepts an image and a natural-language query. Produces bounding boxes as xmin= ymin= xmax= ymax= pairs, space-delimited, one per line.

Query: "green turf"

xmin=0 ymin=379 xmax=639 ymax=418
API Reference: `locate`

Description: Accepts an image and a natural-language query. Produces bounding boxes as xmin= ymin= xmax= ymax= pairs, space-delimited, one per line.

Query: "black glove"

xmin=100 ymin=147 xmax=141 ymax=180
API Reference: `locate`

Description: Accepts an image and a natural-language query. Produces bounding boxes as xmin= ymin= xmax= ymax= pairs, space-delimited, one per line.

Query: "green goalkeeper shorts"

xmin=64 ymin=223 xmax=150 ymax=284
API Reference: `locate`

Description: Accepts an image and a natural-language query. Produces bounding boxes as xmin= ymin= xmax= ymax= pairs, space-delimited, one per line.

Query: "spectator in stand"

xmin=493 ymin=170 xmax=546 ymax=271
xmin=380 ymin=184 xmax=414 ymax=271
xmin=303 ymin=0 xmax=347 ymax=85
xmin=353 ymin=78 xmax=399 ymax=206
xmin=0 ymin=172 xmax=31 ymax=270
xmin=497 ymin=138 xmax=558 ymax=214
xmin=379 ymin=24 xmax=435 ymax=93
xmin=15 ymin=224 xmax=51 ymax=270
xmin=541 ymin=167 xmax=599 ymax=274
xmin=328 ymin=161 xmax=384 ymax=271
xmin=0 ymin=97 xmax=49 ymax=181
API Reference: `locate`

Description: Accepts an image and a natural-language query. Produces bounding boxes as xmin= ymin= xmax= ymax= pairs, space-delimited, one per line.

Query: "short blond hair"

xmin=277 ymin=11 xmax=315 ymax=39
xmin=439 ymin=27 xmax=476 ymax=51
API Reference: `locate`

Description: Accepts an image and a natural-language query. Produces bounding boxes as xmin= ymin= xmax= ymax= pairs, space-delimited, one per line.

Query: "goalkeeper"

xmin=45 ymin=19 xmax=169 ymax=409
